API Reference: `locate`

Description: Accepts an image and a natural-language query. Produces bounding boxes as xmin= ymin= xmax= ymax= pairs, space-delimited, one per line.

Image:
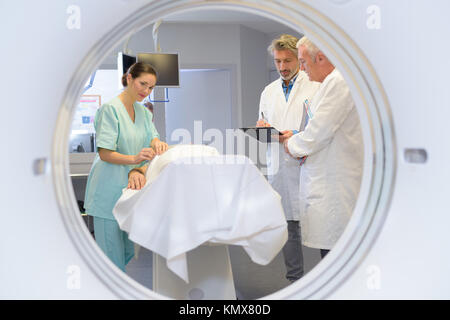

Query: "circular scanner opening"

xmin=52 ymin=0 xmax=395 ymax=299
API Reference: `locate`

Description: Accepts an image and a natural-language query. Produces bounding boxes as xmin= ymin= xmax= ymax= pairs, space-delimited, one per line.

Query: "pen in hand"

xmin=257 ymin=112 xmax=270 ymax=127
xmin=260 ymin=112 xmax=270 ymax=127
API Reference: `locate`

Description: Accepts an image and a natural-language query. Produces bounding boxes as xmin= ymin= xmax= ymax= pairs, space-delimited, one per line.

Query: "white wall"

xmin=83 ymin=69 xmax=122 ymax=106
xmin=166 ymin=69 xmax=232 ymax=145
xmin=158 ymin=23 xmax=243 ymax=136
xmin=240 ymin=25 xmax=270 ymax=127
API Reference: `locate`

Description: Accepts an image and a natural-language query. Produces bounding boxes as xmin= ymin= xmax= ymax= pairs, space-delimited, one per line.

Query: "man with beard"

xmin=256 ymin=34 xmax=320 ymax=282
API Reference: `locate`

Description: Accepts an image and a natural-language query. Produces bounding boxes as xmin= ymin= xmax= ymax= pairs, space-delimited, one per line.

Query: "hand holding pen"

xmin=256 ymin=112 xmax=271 ymax=127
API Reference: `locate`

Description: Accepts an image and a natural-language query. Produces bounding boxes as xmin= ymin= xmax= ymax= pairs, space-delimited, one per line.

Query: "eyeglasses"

xmin=137 ymin=80 xmax=155 ymax=92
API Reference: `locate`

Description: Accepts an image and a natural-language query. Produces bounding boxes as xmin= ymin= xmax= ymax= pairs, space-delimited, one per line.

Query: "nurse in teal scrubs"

xmin=84 ymin=62 xmax=168 ymax=272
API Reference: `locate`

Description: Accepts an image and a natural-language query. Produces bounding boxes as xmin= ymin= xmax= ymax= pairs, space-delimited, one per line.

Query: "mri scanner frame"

xmin=52 ymin=0 xmax=395 ymax=299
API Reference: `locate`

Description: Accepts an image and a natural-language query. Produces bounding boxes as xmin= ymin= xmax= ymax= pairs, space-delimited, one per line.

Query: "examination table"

xmin=113 ymin=145 xmax=287 ymax=299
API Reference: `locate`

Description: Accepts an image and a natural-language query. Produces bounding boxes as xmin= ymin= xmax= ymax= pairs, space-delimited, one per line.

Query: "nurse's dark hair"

xmin=121 ymin=62 xmax=158 ymax=87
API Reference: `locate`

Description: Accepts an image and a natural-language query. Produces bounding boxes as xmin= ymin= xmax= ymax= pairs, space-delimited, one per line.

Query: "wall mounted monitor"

xmin=137 ymin=53 xmax=180 ymax=87
xmin=117 ymin=52 xmax=136 ymax=88
xmin=118 ymin=52 xmax=137 ymax=75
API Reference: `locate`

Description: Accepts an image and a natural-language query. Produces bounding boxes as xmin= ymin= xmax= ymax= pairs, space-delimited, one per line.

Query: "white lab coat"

xmin=287 ymin=68 xmax=364 ymax=249
xmin=259 ymin=71 xmax=320 ymax=220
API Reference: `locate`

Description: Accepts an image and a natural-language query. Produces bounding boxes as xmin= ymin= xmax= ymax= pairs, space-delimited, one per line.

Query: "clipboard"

xmin=239 ymin=127 xmax=281 ymax=143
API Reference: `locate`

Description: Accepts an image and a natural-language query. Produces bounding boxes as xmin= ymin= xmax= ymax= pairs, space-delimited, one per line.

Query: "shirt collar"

xmin=282 ymin=71 xmax=299 ymax=87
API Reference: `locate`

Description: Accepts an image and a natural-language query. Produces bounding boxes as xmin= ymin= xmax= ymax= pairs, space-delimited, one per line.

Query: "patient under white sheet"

xmin=113 ymin=144 xmax=287 ymax=283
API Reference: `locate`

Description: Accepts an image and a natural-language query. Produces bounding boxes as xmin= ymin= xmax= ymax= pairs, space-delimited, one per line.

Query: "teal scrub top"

xmin=84 ymin=96 xmax=159 ymax=220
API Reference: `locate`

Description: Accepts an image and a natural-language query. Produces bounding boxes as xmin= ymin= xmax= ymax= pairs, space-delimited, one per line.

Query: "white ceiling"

xmin=161 ymin=8 xmax=301 ymax=35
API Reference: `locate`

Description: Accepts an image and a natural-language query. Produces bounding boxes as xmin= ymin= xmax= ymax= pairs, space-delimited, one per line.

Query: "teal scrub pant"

xmin=93 ymin=216 xmax=135 ymax=272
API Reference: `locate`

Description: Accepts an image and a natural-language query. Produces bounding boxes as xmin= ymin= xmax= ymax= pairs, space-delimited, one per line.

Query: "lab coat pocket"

xmin=301 ymin=166 xmax=326 ymax=204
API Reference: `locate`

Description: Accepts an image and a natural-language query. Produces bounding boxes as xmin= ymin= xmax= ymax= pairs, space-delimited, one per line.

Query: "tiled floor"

xmin=126 ymin=245 xmax=154 ymax=290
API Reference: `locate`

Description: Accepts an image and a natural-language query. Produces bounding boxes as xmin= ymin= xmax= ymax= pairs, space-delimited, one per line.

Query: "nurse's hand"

xmin=128 ymin=170 xmax=146 ymax=190
xmin=134 ymin=147 xmax=156 ymax=164
xmin=151 ymin=138 xmax=169 ymax=155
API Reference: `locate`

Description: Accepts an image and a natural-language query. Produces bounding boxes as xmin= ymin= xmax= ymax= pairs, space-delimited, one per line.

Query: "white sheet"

xmin=113 ymin=145 xmax=287 ymax=283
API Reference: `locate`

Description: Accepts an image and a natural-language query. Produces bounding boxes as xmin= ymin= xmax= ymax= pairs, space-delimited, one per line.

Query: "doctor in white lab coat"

xmin=257 ymin=34 xmax=320 ymax=282
xmin=284 ymin=36 xmax=364 ymax=259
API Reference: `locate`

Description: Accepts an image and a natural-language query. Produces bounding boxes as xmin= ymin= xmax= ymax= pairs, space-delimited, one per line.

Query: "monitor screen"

xmin=121 ymin=53 xmax=137 ymax=75
xmin=118 ymin=52 xmax=137 ymax=75
xmin=117 ymin=52 xmax=136 ymax=88
xmin=137 ymin=53 xmax=180 ymax=87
